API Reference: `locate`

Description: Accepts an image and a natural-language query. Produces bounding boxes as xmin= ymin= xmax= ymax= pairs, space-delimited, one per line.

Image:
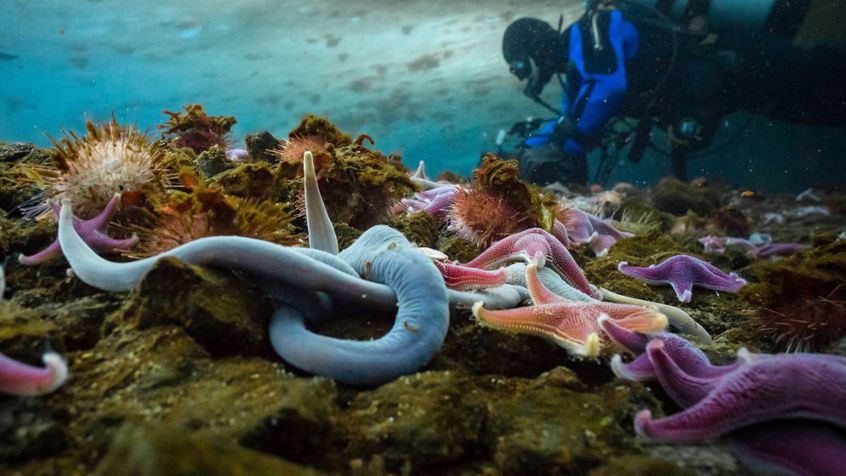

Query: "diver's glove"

xmin=549 ymin=117 xmax=579 ymax=145
xmin=518 ymin=143 xmax=587 ymax=185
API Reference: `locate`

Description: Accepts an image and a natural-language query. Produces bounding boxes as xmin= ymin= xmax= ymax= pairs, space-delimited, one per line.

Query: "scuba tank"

xmin=622 ymin=0 xmax=811 ymax=38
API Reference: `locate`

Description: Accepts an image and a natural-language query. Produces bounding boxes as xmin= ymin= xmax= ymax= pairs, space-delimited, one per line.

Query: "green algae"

xmin=194 ymin=145 xmax=235 ymax=178
xmin=438 ymin=235 xmax=484 ymax=263
xmin=391 ymin=210 xmax=441 ymax=248
xmin=210 ymin=162 xmax=284 ymax=201
xmin=159 ymin=104 xmax=237 ymax=154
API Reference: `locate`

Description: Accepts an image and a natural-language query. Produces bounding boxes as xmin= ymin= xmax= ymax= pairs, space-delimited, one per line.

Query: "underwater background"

xmin=2 ymin=0 xmax=845 ymax=192
xmin=3 ymin=1 xmax=846 ymax=475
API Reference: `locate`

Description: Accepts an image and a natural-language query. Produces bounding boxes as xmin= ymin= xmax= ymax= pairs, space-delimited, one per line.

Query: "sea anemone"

xmin=159 ymin=104 xmax=236 ymax=154
xmin=448 ymin=187 xmax=530 ymax=246
xmin=23 ymin=117 xmax=170 ymax=220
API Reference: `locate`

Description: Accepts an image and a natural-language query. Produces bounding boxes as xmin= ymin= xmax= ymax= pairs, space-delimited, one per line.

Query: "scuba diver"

xmin=502 ymin=0 xmax=846 ymax=185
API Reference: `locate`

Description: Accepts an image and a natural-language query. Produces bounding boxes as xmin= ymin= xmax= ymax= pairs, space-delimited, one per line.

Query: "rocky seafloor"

xmin=1 ymin=113 xmax=845 ymax=476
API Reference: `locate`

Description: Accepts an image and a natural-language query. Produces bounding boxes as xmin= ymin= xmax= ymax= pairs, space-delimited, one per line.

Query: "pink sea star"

xmin=472 ymin=263 xmax=666 ymax=357
xmin=18 ymin=194 xmax=137 ymax=265
xmin=617 ymin=254 xmax=746 ymax=303
xmin=465 ymin=228 xmax=600 ymax=299
xmin=0 ymin=352 xmax=68 ymax=396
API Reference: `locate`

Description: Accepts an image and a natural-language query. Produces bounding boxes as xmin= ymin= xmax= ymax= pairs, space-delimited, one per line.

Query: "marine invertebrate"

xmin=742 ymin=239 xmax=846 ymax=352
xmin=434 ymin=260 xmax=507 ymax=291
xmin=448 ymin=187 xmax=531 ymax=246
xmin=556 ymin=207 xmax=633 ymax=256
xmin=0 ymin=352 xmax=68 ymax=396
xmin=698 ymin=235 xmax=808 ymax=259
xmin=159 ymin=104 xmax=236 ymax=154
xmin=633 ymin=344 xmax=846 ymax=442
xmin=24 ymin=117 xmax=170 ymax=219
xmin=602 ymin=318 xmax=846 ymax=475
xmin=130 ymin=180 xmax=297 ymax=258
xmin=276 ymin=115 xmax=415 ymax=230
xmin=274 ymin=135 xmax=327 ymax=170
xmin=473 ymin=263 xmax=666 ymax=357
xmin=224 ymin=148 xmax=250 ymax=162
xmin=465 ymin=228 xmax=598 ymax=299
xmin=618 ymin=255 xmax=747 ymax=303
xmin=19 ymin=193 xmax=136 ymax=265
xmin=599 ymin=287 xmax=710 ymax=343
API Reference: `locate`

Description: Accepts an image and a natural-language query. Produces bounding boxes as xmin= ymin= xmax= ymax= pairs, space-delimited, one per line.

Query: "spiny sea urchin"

xmin=448 ymin=187 xmax=531 ymax=246
xmin=273 ymin=135 xmax=328 ymax=174
xmin=23 ymin=117 xmax=171 ymax=220
xmin=743 ymin=237 xmax=846 ymax=352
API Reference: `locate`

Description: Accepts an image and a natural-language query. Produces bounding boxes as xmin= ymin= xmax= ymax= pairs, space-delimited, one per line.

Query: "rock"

xmin=487 ymin=379 xmax=657 ymax=475
xmin=66 ymin=326 xmax=340 ymax=471
xmin=432 ymin=321 xmax=577 ymax=379
xmin=195 ymin=145 xmax=234 ymax=178
xmin=94 ymin=424 xmax=323 ymax=476
xmin=652 ymin=177 xmax=720 ymax=216
xmin=0 ymin=397 xmax=69 ymax=464
xmin=245 ymin=131 xmax=282 ymax=164
xmin=0 ymin=301 xmax=64 ymax=360
xmin=38 ymin=295 xmax=122 ymax=351
xmin=590 ymin=455 xmax=695 ymax=476
xmin=343 ymin=371 xmax=487 ymax=472
xmin=107 ymin=257 xmax=272 ymax=357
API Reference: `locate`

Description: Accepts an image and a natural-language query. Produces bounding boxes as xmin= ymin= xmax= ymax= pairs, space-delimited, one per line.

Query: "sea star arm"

xmin=599 ymin=287 xmax=711 ymax=343
xmin=645 ymin=339 xmax=723 ymax=407
xmin=85 ymin=193 xmax=122 ymax=230
xmin=18 ymin=241 xmax=64 ymax=265
xmin=525 ymin=262 xmax=567 ymax=304
xmin=729 ymin=421 xmax=846 ymax=476
xmin=303 ymin=151 xmax=338 ymax=254
xmin=434 ymin=260 xmax=507 ymax=291
xmin=446 ymin=284 xmax=528 ymax=310
xmin=635 ymin=354 xmax=846 ymax=442
xmin=505 ymin=263 xmax=596 ymax=302
xmin=0 ymin=352 xmax=68 ymax=396
xmin=465 ymin=230 xmax=550 ymax=269
xmin=600 ymin=317 xmax=741 ymax=382
xmin=19 ymin=195 xmax=136 ymax=265
xmin=472 ymin=302 xmax=602 ymax=357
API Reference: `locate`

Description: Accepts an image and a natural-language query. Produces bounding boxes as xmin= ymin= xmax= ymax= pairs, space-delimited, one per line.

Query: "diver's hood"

xmin=502 ymin=18 xmax=564 ymax=98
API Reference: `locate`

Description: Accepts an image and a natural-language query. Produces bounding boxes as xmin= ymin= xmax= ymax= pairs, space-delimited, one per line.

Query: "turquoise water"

xmin=1 ymin=0 xmax=844 ymax=191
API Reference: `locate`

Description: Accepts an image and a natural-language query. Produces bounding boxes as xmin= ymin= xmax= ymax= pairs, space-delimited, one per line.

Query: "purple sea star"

xmin=18 ymin=193 xmax=137 ymax=265
xmin=601 ymin=320 xmax=846 ymax=474
xmin=633 ymin=346 xmax=846 ymax=442
xmin=617 ymin=254 xmax=746 ymax=303
xmin=0 ymin=352 xmax=68 ymax=396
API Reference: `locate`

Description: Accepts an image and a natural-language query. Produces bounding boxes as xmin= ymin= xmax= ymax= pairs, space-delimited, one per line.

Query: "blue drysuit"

xmin=525 ymin=10 xmax=639 ymax=156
